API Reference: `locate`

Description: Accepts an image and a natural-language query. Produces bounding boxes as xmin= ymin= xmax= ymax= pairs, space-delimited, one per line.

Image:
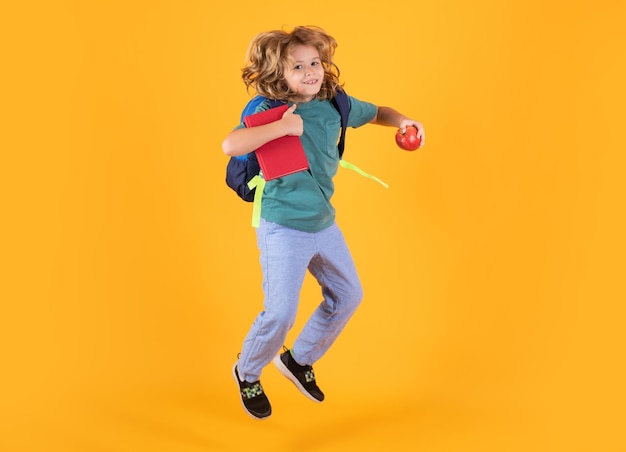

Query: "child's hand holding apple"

xmin=395 ymin=126 xmax=422 ymax=151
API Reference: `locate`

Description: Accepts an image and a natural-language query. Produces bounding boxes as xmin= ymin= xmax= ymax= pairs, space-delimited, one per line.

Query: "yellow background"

xmin=2 ymin=1 xmax=625 ymax=451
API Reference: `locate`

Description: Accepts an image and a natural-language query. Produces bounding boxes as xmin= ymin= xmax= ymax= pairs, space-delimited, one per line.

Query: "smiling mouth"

xmin=304 ymin=79 xmax=318 ymax=85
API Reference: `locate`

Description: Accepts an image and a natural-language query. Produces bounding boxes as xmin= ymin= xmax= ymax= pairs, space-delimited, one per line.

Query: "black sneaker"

xmin=232 ymin=364 xmax=271 ymax=419
xmin=273 ymin=348 xmax=324 ymax=402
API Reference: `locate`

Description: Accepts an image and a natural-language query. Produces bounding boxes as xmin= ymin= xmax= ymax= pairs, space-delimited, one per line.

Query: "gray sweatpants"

xmin=236 ymin=218 xmax=363 ymax=383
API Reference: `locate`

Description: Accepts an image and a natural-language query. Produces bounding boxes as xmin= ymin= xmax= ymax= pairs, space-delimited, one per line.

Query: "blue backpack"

xmin=225 ymin=89 xmax=351 ymax=202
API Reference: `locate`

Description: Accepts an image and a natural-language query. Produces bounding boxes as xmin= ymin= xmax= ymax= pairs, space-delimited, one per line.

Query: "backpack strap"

xmin=331 ymin=89 xmax=350 ymax=158
xmin=331 ymin=89 xmax=388 ymax=188
xmin=240 ymin=95 xmax=266 ymax=121
xmin=339 ymin=159 xmax=388 ymax=188
xmin=247 ymin=174 xmax=266 ymax=228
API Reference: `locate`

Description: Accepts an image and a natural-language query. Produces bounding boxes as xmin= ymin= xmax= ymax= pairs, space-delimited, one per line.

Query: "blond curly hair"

xmin=241 ymin=25 xmax=343 ymax=101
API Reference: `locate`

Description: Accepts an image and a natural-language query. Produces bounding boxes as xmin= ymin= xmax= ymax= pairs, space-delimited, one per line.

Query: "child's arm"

xmin=222 ymin=104 xmax=303 ymax=156
xmin=370 ymin=106 xmax=425 ymax=147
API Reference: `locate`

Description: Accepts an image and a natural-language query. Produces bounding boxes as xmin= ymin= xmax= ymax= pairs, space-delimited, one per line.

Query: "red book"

xmin=243 ymin=104 xmax=309 ymax=181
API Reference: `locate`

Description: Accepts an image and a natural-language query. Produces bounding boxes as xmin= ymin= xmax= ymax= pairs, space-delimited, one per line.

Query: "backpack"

xmin=224 ymin=90 xmax=387 ymax=227
xmin=225 ymin=89 xmax=350 ymax=202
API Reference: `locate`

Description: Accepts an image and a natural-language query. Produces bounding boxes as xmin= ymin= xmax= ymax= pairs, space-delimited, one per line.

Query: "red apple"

xmin=395 ymin=126 xmax=421 ymax=151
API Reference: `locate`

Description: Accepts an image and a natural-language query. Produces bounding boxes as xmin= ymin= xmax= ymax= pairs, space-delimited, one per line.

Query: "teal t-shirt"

xmin=241 ymin=95 xmax=376 ymax=232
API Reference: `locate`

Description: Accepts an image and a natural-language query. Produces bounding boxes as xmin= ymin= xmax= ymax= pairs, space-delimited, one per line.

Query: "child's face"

xmin=283 ymin=44 xmax=324 ymax=103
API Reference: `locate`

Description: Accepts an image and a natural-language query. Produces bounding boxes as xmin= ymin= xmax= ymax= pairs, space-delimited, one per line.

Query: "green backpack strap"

xmin=340 ymin=159 xmax=389 ymax=188
xmin=247 ymin=174 xmax=266 ymax=228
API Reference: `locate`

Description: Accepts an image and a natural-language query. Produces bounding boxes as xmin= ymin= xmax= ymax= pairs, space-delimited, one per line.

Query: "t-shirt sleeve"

xmin=347 ymin=95 xmax=377 ymax=128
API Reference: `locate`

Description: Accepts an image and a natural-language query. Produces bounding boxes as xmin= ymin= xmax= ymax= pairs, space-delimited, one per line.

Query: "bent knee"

xmin=261 ymin=308 xmax=297 ymax=331
xmin=344 ymin=282 xmax=363 ymax=307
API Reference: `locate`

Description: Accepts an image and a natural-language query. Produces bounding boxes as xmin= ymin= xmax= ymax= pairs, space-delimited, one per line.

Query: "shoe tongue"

xmin=290 ymin=354 xmax=309 ymax=370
